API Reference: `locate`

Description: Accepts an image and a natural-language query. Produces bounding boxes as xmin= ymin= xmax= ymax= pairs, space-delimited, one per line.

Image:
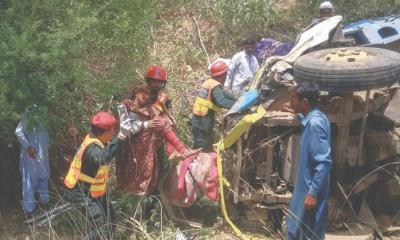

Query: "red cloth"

xmin=91 ymin=112 xmax=116 ymax=130
xmin=164 ymin=130 xmax=185 ymax=153
xmin=160 ymin=152 xmax=219 ymax=207
xmin=165 ymin=142 xmax=176 ymax=156
xmin=176 ymin=154 xmax=198 ymax=200
xmin=116 ymin=89 xmax=184 ymax=195
xmin=116 ymin=110 xmax=171 ymax=195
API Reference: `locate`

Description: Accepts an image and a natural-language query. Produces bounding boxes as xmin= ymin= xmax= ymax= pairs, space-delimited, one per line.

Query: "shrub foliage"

xmin=0 ymin=0 xmax=156 ymax=206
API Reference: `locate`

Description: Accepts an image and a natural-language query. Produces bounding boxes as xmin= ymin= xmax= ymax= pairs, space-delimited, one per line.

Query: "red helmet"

xmin=210 ymin=60 xmax=228 ymax=77
xmin=91 ymin=112 xmax=117 ymax=130
xmin=145 ymin=65 xmax=168 ymax=82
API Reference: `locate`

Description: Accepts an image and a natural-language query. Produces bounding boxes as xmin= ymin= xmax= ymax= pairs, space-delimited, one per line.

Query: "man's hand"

xmin=168 ymin=148 xmax=202 ymax=164
xmin=147 ymin=118 xmax=162 ymax=129
xmin=182 ymin=148 xmax=202 ymax=158
xmin=304 ymin=194 xmax=317 ymax=210
xmin=27 ymin=146 xmax=37 ymax=159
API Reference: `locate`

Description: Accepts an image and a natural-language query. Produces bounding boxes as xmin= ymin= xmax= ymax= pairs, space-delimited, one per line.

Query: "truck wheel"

xmin=294 ymin=47 xmax=400 ymax=92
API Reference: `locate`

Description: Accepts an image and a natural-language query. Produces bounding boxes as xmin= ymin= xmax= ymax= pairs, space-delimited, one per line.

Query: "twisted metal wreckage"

xmin=217 ymin=15 xmax=400 ymax=239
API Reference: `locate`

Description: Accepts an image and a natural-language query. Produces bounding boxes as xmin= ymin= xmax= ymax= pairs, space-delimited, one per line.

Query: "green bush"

xmin=0 ymin=0 xmax=157 ymax=207
xmin=215 ymin=0 xmax=277 ymax=32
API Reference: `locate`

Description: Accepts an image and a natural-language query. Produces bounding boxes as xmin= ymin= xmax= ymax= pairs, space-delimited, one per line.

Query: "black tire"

xmin=294 ymin=47 xmax=400 ymax=92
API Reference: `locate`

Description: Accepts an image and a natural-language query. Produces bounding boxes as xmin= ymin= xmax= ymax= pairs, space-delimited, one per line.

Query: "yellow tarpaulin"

xmin=216 ymin=105 xmax=267 ymax=240
xmin=219 ymin=105 xmax=267 ymax=151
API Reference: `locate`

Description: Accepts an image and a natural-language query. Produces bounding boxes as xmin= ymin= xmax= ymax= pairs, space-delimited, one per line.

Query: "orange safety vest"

xmin=64 ymin=134 xmax=110 ymax=198
xmin=192 ymin=79 xmax=221 ymax=116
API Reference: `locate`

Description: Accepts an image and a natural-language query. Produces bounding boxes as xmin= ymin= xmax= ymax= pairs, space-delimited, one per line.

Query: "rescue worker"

xmin=225 ymin=37 xmax=260 ymax=94
xmin=142 ymin=65 xmax=174 ymax=176
xmin=285 ymin=82 xmax=332 ymax=240
xmin=144 ymin=65 xmax=173 ymax=120
xmin=191 ymin=60 xmax=237 ymax=152
xmin=15 ymin=104 xmax=50 ymax=217
xmin=64 ymin=111 xmax=136 ymax=240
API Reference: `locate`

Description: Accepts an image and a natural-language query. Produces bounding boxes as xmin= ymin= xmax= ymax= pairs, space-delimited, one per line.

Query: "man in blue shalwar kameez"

xmin=15 ymin=105 xmax=50 ymax=216
xmin=286 ymin=82 xmax=332 ymax=240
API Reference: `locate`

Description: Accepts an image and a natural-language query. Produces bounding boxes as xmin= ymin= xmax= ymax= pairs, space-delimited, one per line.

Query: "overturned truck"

xmin=221 ymin=16 xmax=400 ymax=237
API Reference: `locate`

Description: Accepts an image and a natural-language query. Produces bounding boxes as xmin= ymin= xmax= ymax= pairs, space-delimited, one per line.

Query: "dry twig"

xmin=192 ymin=16 xmax=211 ymax=65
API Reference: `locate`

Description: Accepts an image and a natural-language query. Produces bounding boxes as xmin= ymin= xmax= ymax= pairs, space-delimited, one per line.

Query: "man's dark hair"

xmin=90 ymin=124 xmax=108 ymax=136
xmin=243 ymin=35 xmax=257 ymax=45
xmin=295 ymin=82 xmax=320 ymax=106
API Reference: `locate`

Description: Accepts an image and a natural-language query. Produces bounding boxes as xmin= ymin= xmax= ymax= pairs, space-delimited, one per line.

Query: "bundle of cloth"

xmin=160 ymin=152 xmax=218 ymax=207
xmin=254 ymin=38 xmax=294 ymax=63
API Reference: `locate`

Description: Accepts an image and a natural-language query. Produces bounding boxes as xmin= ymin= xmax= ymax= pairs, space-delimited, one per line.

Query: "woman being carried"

xmin=116 ymin=87 xmax=200 ymax=195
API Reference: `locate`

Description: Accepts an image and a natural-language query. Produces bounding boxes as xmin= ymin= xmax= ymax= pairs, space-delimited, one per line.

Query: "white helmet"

xmin=319 ymin=1 xmax=334 ymax=10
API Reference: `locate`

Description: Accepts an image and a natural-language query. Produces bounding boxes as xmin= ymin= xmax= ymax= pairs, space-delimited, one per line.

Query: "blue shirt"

xmin=286 ymin=109 xmax=332 ymax=240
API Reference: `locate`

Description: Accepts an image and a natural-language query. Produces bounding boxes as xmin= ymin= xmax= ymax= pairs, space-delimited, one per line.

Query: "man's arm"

xmin=86 ymin=137 xmax=123 ymax=166
xmin=15 ymin=120 xmax=30 ymax=149
xmin=15 ymin=119 xmax=38 ymax=159
xmin=87 ymin=115 xmax=160 ymax=165
xmin=308 ymin=121 xmax=332 ymax=198
xmin=211 ymin=86 xmax=237 ymax=109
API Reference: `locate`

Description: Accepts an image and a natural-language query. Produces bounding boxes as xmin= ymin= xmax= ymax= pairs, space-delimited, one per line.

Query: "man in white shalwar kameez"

xmin=15 ymin=105 xmax=50 ymax=216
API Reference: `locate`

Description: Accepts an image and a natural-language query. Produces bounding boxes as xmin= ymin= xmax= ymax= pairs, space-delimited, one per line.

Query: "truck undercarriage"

xmin=221 ymin=16 xmax=400 ymax=237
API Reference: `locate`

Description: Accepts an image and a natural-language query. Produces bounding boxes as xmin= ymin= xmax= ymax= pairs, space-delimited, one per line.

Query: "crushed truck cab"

xmin=220 ymin=15 xmax=400 ymax=237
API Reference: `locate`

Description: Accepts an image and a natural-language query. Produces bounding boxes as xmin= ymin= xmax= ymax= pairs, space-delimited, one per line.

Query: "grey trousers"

xmin=65 ymin=187 xmax=116 ymax=240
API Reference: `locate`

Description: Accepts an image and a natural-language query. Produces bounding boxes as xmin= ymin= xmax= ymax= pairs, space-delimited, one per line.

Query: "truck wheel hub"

xmin=324 ymin=48 xmax=371 ymax=63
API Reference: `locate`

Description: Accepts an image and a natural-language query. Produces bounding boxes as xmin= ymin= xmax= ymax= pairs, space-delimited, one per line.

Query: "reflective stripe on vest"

xmin=64 ymin=134 xmax=109 ymax=198
xmin=192 ymin=79 xmax=221 ymax=116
